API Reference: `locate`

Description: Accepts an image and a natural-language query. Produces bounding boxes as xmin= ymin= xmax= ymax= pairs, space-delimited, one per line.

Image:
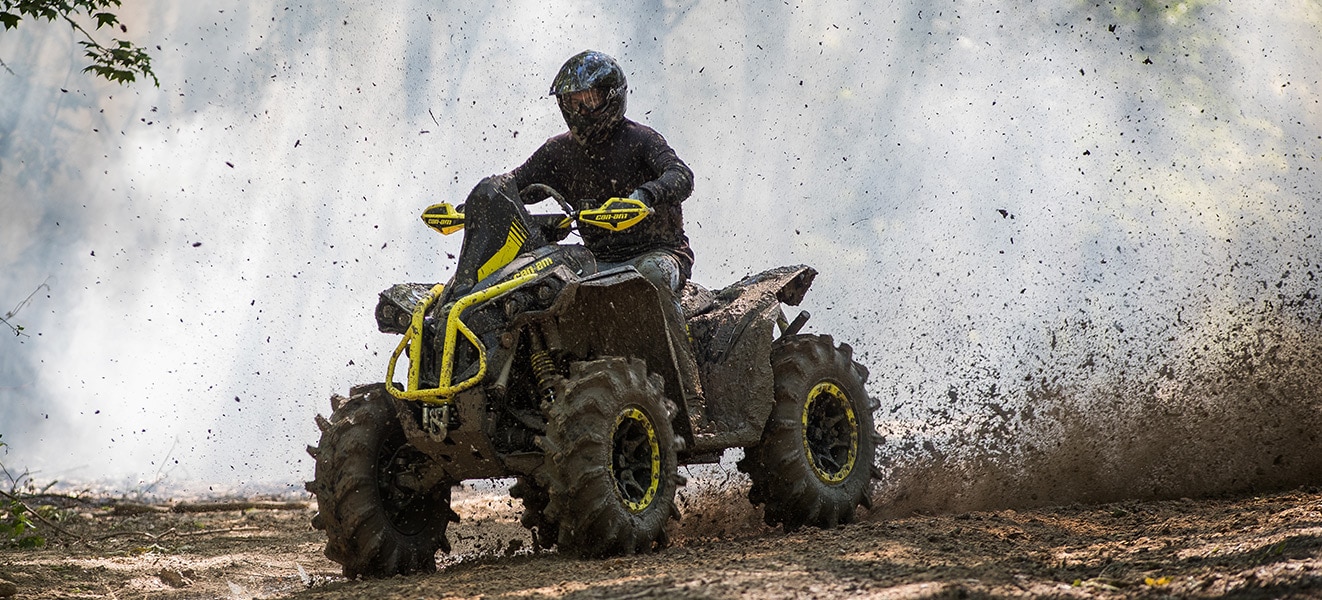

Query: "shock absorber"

xmin=529 ymin=333 xmax=558 ymax=405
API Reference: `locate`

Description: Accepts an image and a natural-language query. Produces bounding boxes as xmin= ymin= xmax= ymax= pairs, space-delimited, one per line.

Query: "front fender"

xmin=550 ymin=267 xmax=689 ymax=415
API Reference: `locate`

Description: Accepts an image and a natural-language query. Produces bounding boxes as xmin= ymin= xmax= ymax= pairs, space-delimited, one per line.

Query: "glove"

xmin=626 ymin=188 xmax=653 ymax=207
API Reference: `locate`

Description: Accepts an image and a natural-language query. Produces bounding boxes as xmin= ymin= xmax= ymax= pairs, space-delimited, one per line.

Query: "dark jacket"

xmin=507 ymin=119 xmax=695 ymax=277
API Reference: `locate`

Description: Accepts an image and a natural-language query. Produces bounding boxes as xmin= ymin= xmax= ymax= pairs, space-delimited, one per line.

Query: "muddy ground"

xmin=2 ymin=482 xmax=1322 ymax=599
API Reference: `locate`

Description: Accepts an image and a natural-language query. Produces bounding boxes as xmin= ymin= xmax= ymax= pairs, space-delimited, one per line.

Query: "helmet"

xmin=549 ymin=50 xmax=627 ymax=145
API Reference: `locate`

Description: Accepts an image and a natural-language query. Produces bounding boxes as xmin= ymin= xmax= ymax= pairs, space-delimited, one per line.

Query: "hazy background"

xmin=2 ymin=1 xmax=1320 ymax=506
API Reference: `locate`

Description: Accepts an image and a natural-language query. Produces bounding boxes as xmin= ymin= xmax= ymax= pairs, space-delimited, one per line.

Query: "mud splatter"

xmin=872 ymin=291 xmax=1322 ymax=516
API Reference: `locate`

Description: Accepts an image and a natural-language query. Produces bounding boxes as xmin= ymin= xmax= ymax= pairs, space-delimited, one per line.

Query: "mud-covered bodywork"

xmin=372 ymin=262 xmax=819 ymax=463
xmin=551 ymin=268 xmax=687 ymax=424
xmin=685 ymin=265 xmax=817 ymax=455
xmin=376 ymin=258 xmax=685 ymax=483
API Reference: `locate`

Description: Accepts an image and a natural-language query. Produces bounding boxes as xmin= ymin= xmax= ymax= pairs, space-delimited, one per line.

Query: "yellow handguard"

xmin=422 ymin=203 xmax=465 ymax=235
xmin=385 ymin=273 xmax=535 ymax=404
xmin=578 ymin=197 xmax=653 ymax=232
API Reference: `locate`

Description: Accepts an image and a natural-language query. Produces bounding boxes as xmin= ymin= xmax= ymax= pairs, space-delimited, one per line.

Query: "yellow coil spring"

xmin=531 ymin=350 xmax=558 ymax=404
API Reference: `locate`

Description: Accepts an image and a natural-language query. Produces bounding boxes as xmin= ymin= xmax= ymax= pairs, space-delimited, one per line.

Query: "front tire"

xmin=305 ymin=384 xmax=458 ymax=579
xmin=739 ymin=334 xmax=878 ymax=531
xmin=540 ymin=357 xmax=682 ymax=557
xmin=509 ymin=476 xmax=558 ymax=550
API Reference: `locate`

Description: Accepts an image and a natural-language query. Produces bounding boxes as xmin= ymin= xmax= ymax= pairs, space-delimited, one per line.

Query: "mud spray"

xmin=1 ymin=1 xmax=1320 ymax=516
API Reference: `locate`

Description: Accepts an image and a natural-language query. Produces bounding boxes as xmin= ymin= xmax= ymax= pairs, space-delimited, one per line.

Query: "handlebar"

xmin=421 ymin=184 xmax=653 ymax=236
xmin=519 ymin=183 xmax=576 ymax=215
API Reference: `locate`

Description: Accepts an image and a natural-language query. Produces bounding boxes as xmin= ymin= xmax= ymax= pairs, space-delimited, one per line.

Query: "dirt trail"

xmin=3 ymin=484 xmax=1322 ymax=599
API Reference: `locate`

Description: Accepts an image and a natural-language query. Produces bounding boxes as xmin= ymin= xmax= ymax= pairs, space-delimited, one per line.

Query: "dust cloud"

xmin=1 ymin=0 xmax=1320 ymax=513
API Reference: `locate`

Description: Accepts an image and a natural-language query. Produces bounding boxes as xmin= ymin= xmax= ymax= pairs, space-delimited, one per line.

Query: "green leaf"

xmin=92 ymin=11 xmax=116 ymax=28
xmin=25 ymin=3 xmax=59 ymax=22
xmin=7 ymin=1 xmax=158 ymax=86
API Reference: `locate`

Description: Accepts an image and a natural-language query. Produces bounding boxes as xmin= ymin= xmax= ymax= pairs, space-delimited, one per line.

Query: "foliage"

xmin=0 ymin=434 xmax=52 ymax=549
xmin=1 ymin=498 xmax=49 ymax=549
xmin=0 ymin=0 xmax=157 ymax=86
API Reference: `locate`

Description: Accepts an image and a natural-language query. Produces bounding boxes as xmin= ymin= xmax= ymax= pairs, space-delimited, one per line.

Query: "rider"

xmin=461 ymin=49 xmax=702 ymax=402
xmin=511 ymin=50 xmax=694 ymax=294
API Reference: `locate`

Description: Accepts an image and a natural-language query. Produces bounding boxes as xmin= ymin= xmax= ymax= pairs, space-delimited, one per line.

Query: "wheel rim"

xmin=377 ymin=438 xmax=433 ymax=536
xmin=801 ymin=382 xmax=859 ymax=484
xmin=612 ymin=407 xmax=661 ymax=513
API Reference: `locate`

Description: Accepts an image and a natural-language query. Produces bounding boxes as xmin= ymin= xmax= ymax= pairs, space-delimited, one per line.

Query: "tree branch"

xmin=3 ymin=281 xmax=50 ymax=337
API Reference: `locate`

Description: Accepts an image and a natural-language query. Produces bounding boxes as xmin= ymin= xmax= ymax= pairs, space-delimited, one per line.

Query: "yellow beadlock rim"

xmin=801 ymin=382 xmax=859 ymax=484
xmin=613 ymin=407 xmax=661 ymax=513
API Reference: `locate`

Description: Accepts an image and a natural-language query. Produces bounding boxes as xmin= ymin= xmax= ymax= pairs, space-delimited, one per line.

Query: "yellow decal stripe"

xmin=477 ymin=223 xmax=528 ymax=280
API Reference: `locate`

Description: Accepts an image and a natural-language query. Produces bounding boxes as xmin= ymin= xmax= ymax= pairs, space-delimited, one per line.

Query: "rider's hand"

xmin=626 ymin=188 xmax=653 ymax=207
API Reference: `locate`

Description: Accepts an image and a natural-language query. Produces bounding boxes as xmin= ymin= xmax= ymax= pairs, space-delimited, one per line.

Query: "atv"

xmin=305 ymin=182 xmax=881 ymax=579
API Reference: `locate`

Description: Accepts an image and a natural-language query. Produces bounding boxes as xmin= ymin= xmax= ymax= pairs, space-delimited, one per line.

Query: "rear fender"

xmin=725 ymin=264 xmax=816 ymax=308
xmin=686 ymin=265 xmax=818 ymax=453
xmin=692 ymin=265 xmax=817 ymax=364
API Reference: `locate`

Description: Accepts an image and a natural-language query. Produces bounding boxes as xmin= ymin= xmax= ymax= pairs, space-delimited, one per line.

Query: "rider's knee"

xmin=632 ymin=253 xmax=683 ymax=294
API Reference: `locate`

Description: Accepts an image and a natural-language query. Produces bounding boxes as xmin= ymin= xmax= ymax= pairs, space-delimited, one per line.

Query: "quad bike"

xmin=305 ymin=182 xmax=882 ymax=579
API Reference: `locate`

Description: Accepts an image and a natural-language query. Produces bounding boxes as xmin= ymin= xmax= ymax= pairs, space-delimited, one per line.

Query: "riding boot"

xmin=660 ymin=291 xmax=704 ymax=404
xmin=612 ymin=250 xmax=712 ymax=434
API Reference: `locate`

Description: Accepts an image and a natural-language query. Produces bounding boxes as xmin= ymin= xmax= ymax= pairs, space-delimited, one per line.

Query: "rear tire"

xmin=540 ymin=357 xmax=682 ymax=557
xmin=305 ymin=384 xmax=457 ymax=579
xmin=739 ymin=334 xmax=877 ymax=531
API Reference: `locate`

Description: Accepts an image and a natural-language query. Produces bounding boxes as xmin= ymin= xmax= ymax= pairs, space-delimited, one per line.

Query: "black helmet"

xmin=549 ymin=50 xmax=627 ymax=145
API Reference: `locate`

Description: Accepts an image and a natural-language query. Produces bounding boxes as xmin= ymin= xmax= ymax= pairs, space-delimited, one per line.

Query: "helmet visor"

xmin=558 ymin=88 xmax=608 ymax=115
